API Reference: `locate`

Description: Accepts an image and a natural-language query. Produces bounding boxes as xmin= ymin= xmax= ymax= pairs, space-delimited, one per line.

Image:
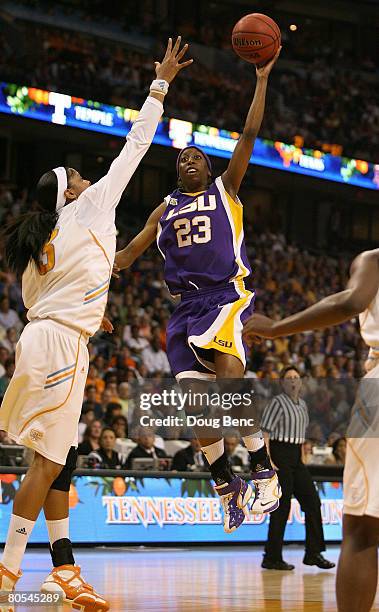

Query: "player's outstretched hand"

xmin=155 ymin=37 xmax=193 ymax=83
xmin=243 ymin=313 xmax=277 ymax=344
xmin=100 ymin=316 xmax=114 ymax=333
xmin=256 ymin=46 xmax=282 ymax=79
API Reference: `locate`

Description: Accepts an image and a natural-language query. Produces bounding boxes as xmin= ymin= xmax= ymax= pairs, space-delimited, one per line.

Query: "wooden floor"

xmin=12 ymin=546 xmax=379 ymax=611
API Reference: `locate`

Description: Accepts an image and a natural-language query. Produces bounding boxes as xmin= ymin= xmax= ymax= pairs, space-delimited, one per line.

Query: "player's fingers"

xmin=178 ymin=59 xmax=193 ymax=70
xmin=172 ymin=36 xmax=181 ymax=57
xmin=176 ymin=43 xmax=189 ymax=61
xmin=163 ymin=38 xmax=172 ymax=61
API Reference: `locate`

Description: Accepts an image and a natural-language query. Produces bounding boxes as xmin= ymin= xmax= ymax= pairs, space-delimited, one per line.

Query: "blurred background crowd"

xmin=0 ymin=0 xmax=378 ymax=159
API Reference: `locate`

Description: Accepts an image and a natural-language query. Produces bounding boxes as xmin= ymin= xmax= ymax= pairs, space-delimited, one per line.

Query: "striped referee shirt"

xmin=261 ymin=393 xmax=309 ymax=444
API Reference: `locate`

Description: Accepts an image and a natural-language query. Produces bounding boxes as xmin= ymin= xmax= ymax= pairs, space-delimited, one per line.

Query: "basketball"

xmin=232 ymin=13 xmax=281 ymax=65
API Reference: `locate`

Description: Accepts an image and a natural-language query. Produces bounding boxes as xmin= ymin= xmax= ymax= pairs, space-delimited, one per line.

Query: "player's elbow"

xmin=342 ymin=293 xmax=367 ymax=317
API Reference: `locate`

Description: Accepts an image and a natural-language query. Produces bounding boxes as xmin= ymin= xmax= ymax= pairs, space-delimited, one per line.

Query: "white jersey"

xmin=359 ymin=289 xmax=379 ymax=350
xmin=22 ymin=95 xmax=163 ymax=337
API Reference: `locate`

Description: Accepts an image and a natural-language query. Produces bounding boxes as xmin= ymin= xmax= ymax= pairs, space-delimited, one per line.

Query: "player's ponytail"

xmin=3 ymin=168 xmax=68 ymax=276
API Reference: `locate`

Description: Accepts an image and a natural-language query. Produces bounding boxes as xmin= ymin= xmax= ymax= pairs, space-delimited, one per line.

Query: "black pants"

xmin=265 ymin=441 xmax=325 ymax=561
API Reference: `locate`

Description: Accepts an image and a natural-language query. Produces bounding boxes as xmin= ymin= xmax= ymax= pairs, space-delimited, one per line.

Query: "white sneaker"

xmin=250 ymin=469 xmax=281 ymax=514
xmin=0 ymin=562 xmax=21 ymax=612
xmin=41 ymin=565 xmax=109 ymax=611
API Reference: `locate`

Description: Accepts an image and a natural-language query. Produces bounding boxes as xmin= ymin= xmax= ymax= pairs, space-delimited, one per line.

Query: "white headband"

xmin=52 ymin=167 xmax=68 ymax=210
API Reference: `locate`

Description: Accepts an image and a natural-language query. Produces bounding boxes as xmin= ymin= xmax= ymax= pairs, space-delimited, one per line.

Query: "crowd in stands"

xmin=0 ymin=1 xmax=378 ymax=159
xmin=0 ymin=182 xmax=363 ymax=470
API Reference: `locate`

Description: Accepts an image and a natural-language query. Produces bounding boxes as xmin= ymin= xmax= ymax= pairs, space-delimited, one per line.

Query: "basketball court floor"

xmin=9 ymin=545 xmax=378 ymax=611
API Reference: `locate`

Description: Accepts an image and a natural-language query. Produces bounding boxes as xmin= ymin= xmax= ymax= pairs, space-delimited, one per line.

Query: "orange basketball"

xmin=232 ymin=13 xmax=281 ymax=65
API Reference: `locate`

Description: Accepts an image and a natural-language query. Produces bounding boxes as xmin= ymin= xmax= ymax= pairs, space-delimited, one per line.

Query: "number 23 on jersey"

xmin=38 ymin=228 xmax=59 ymax=275
xmin=168 ymin=194 xmax=215 ymax=249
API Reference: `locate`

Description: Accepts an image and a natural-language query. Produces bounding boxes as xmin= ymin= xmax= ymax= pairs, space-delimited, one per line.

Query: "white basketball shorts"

xmin=0 ymin=319 xmax=89 ymax=465
xmin=344 ymin=363 xmax=379 ymax=518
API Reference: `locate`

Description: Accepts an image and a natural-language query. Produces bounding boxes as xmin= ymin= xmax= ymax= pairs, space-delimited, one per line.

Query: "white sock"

xmin=46 ymin=517 xmax=69 ymax=547
xmin=243 ymin=432 xmax=265 ymax=453
xmin=1 ymin=514 xmax=35 ymax=574
xmin=201 ymin=439 xmax=224 ymax=465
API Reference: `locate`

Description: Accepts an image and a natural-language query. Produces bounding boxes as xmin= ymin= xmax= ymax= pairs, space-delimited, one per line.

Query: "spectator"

xmin=127 ymin=324 xmax=149 ymax=354
xmin=0 ymin=296 xmax=22 ymax=331
xmin=325 ymin=437 xmax=346 ymax=466
xmin=86 ymin=364 xmax=105 ymax=401
xmin=0 ymin=359 xmax=15 ymax=397
xmin=224 ymin=433 xmax=245 ymax=471
xmin=302 ymin=440 xmax=315 ymax=465
xmin=112 ymin=415 xmax=128 ymax=440
xmin=117 ymin=382 xmax=130 ymax=415
xmin=87 ymin=428 xmax=125 ymax=469
xmin=78 ymin=404 xmax=96 ymax=444
xmin=0 ymin=347 xmax=10 ymax=378
xmin=141 ymin=338 xmax=171 ymax=375
xmin=104 ymin=402 xmax=123 ymax=426
xmin=0 ymin=327 xmax=18 ymax=354
xmin=77 ymin=420 xmax=102 ymax=456
xmin=84 ymin=385 xmax=104 ymax=419
xmin=172 ymin=438 xmax=207 ymax=471
xmin=126 ymin=428 xmax=167 ymax=468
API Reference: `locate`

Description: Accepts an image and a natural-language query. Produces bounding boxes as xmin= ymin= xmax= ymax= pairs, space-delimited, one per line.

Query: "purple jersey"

xmin=157 ymin=176 xmax=252 ymax=294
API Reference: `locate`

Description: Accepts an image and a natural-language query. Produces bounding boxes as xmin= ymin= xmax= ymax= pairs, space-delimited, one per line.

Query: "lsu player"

xmin=0 ymin=38 xmax=192 ymax=609
xmin=244 ymin=249 xmax=379 ymax=612
xmin=115 ymin=48 xmax=282 ymax=533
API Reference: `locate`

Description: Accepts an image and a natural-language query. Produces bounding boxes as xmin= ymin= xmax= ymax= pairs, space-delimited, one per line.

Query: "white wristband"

xmin=150 ymin=79 xmax=169 ymax=95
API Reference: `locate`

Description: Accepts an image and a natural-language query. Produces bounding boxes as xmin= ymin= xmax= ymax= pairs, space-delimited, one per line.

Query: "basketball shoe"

xmin=250 ymin=470 xmax=281 ymax=514
xmin=215 ymin=476 xmax=252 ymax=533
xmin=0 ymin=563 xmax=21 ymax=612
xmin=40 ymin=565 xmax=109 ymax=611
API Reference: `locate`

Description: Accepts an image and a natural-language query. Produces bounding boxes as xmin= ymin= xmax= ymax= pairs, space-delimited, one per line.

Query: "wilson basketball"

xmin=232 ymin=13 xmax=281 ymax=65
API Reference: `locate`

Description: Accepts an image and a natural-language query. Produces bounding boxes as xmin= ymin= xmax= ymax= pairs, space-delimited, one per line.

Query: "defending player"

xmin=0 ymin=38 xmax=192 ymax=609
xmin=115 ymin=49 xmax=282 ymax=533
xmin=244 ymin=249 xmax=379 ymax=612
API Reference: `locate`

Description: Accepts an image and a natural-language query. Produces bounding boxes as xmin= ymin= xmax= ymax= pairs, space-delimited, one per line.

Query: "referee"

xmin=260 ymin=365 xmax=335 ymax=571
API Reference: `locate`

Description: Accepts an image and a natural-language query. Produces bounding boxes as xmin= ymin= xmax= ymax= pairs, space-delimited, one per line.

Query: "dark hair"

xmin=100 ymin=427 xmax=116 ymax=445
xmin=104 ymin=402 xmax=122 ymax=425
xmin=82 ymin=419 xmax=102 ymax=443
xmin=3 ymin=169 xmax=69 ymax=276
xmin=332 ymin=436 xmax=346 ymax=459
xmin=280 ymin=365 xmax=301 ymax=379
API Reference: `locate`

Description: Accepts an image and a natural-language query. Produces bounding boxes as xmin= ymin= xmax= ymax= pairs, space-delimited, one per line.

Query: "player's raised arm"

xmin=243 ymin=249 xmax=379 ymax=340
xmin=77 ymin=38 xmax=192 ymax=215
xmin=221 ymin=47 xmax=281 ymax=200
xmin=115 ymin=202 xmax=166 ymax=271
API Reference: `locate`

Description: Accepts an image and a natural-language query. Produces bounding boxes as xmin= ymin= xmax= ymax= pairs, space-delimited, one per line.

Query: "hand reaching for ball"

xmin=256 ymin=46 xmax=282 ymax=78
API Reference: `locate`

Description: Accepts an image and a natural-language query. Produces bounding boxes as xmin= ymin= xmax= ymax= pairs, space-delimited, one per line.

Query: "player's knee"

xmin=32 ymin=452 xmax=63 ymax=482
xmin=50 ymin=447 xmax=77 ymax=492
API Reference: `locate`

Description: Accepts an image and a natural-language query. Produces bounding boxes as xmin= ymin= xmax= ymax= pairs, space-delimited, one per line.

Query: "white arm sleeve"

xmin=76 ymin=95 xmax=163 ymax=234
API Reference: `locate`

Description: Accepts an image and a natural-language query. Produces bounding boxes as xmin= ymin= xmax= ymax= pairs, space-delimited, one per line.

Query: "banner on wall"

xmin=1 ymin=82 xmax=378 ymax=191
xmin=0 ymin=474 xmax=343 ymax=543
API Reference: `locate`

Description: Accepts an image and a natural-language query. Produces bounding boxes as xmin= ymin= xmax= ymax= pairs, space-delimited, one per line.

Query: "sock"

xmin=201 ymin=439 xmax=224 ymax=464
xmin=243 ymin=433 xmax=265 ymax=452
xmin=49 ymin=538 xmax=75 ymax=568
xmin=1 ymin=514 xmax=35 ymax=574
xmin=46 ymin=517 xmax=69 ymax=548
xmin=243 ymin=434 xmax=272 ymax=472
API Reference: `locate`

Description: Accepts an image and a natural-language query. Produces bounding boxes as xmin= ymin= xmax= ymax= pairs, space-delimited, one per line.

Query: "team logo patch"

xmin=168 ymin=198 xmax=178 ymax=206
xmin=30 ymin=428 xmax=44 ymax=442
xmin=214 ymin=335 xmax=233 ymax=348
